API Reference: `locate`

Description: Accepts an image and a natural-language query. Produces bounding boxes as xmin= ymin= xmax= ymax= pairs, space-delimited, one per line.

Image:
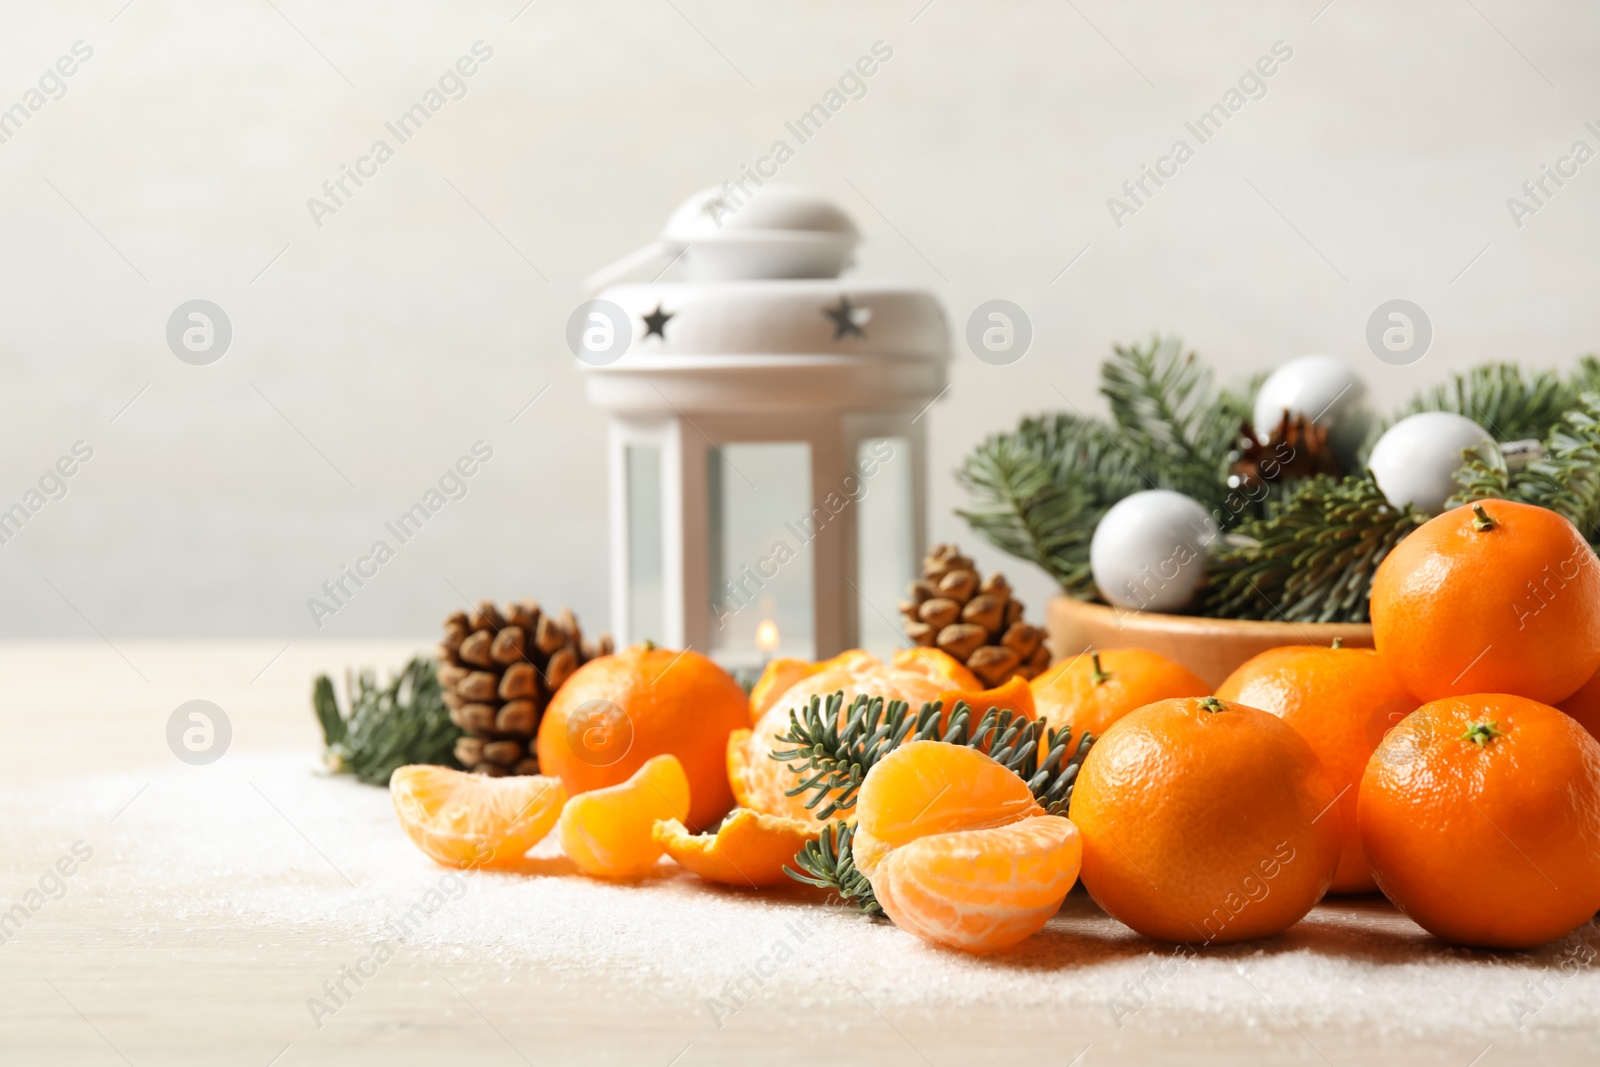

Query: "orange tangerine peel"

xmin=558 ymin=754 xmax=690 ymax=879
xmin=729 ymin=654 xmax=949 ymax=823
xmin=390 ymin=765 xmax=567 ymax=869
xmin=652 ymin=808 xmax=820 ymax=887
xmin=892 ymin=647 xmax=983 ymax=692
xmin=748 ymin=650 xmax=878 ymax=721
xmin=748 ymin=658 xmax=819 ymax=722
xmin=933 ymin=675 xmax=1036 ymax=725
xmin=852 ymin=740 xmax=1081 ymax=954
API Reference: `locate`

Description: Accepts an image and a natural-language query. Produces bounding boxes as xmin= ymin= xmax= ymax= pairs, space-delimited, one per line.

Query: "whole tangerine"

xmin=1068 ymin=696 xmax=1341 ymax=944
xmin=1371 ymin=499 xmax=1600 ymax=705
xmin=1032 ymin=647 xmax=1209 ymax=752
xmin=536 ymin=644 xmax=747 ymax=832
xmin=1557 ymin=669 xmax=1600 ymax=744
xmin=1359 ymin=693 xmax=1600 ymax=949
xmin=1217 ymin=644 xmax=1417 ymax=893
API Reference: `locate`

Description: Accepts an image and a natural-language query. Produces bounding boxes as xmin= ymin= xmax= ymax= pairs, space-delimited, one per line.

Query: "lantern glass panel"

xmin=624 ymin=443 xmax=664 ymax=646
xmin=707 ymin=442 xmax=815 ymax=667
xmin=855 ymin=436 xmax=915 ymax=659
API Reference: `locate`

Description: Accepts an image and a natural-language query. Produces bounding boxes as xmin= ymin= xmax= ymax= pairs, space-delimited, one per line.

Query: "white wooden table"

xmin=1 ymin=642 xmax=1596 ymax=1066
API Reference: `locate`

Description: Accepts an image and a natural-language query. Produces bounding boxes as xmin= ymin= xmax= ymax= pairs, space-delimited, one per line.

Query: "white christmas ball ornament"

xmin=1252 ymin=355 xmax=1371 ymax=465
xmin=1091 ymin=490 xmax=1218 ymax=613
xmin=1368 ymin=412 xmax=1495 ymax=515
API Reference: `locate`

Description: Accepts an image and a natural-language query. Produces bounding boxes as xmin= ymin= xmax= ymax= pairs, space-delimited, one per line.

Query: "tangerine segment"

xmin=390 ymin=765 xmax=566 ymax=869
xmin=867 ymin=816 xmax=1081 ymax=954
xmin=537 ymin=645 xmax=745 ymax=833
xmin=856 ymin=740 xmax=1042 ymax=850
xmin=850 ymin=824 xmax=892 ymax=878
xmin=558 ymin=754 xmax=690 ymax=878
xmin=652 ymin=809 xmax=819 ymax=887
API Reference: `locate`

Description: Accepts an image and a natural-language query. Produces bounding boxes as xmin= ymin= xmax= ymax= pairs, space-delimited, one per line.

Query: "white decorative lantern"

xmin=580 ymin=185 xmax=950 ymax=669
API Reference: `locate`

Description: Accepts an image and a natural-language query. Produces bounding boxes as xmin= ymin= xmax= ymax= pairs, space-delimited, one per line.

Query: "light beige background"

xmin=2 ymin=0 xmax=1597 ymax=642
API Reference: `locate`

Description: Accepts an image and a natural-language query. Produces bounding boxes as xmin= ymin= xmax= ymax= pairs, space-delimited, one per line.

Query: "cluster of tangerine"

xmin=390 ymin=500 xmax=1600 ymax=956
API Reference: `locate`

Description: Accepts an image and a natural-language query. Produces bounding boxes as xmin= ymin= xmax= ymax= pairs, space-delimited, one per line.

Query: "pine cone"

xmin=438 ymin=600 xmax=613 ymax=777
xmin=1228 ymin=413 xmax=1340 ymax=490
xmin=898 ymin=544 xmax=1050 ymax=686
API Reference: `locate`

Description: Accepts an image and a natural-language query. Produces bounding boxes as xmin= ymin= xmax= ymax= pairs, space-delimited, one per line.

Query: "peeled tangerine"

xmin=728 ymin=649 xmax=1010 ymax=824
xmin=852 ymin=740 xmax=1081 ymax=953
xmin=729 ymin=652 xmax=952 ymax=823
xmin=653 ymin=809 xmax=819 ymax=887
xmin=558 ymin=754 xmax=690 ymax=878
xmin=390 ymin=765 xmax=566 ymax=868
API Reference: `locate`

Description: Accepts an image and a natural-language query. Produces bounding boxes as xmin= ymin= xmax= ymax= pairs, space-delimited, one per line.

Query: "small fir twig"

xmin=776 ymin=693 xmax=1097 ymax=904
xmin=313 ymin=656 xmax=462 ymax=785
xmin=769 ymin=691 xmax=1095 ymax=819
xmin=1028 ymin=727 xmax=1096 ymax=817
xmin=785 ymin=821 xmax=882 ymax=916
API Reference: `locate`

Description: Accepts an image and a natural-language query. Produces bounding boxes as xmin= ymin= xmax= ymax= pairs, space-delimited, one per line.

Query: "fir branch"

xmin=956 ymin=337 xmax=1263 ymax=593
xmin=768 ymin=691 xmax=1095 ymax=819
xmin=955 ymin=421 xmax=1099 ymax=595
xmin=956 ymin=413 xmax=1146 ymax=595
xmin=1449 ymin=440 xmax=1512 ymax=504
xmin=313 ymin=657 xmax=462 ymax=785
xmin=1516 ymin=398 xmax=1600 ymax=542
xmin=1569 ymin=355 xmax=1600 ymax=396
xmin=1204 ymin=375 xmax=1266 ymax=471
xmin=1101 ymin=335 xmax=1233 ymax=507
xmin=1394 ymin=362 xmax=1573 ymax=444
xmin=785 ymin=821 xmax=881 ymax=916
xmin=1027 ymin=729 xmax=1096 ymax=817
xmin=1451 ymin=392 xmax=1600 ymax=546
xmin=1202 ymin=475 xmax=1424 ymax=623
xmin=956 ymin=341 xmax=1600 ymax=614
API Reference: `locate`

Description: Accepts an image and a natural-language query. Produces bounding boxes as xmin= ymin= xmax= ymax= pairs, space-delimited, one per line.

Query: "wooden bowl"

xmin=1045 ymin=596 xmax=1374 ymax=690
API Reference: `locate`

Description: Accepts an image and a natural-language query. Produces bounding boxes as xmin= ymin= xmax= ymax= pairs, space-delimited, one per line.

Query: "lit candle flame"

xmin=755 ymin=618 xmax=780 ymax=653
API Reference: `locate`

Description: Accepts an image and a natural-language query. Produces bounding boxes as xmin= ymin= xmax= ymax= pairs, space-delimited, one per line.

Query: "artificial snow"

xmin=10 ymin=751 xmax=1598 ymax=1045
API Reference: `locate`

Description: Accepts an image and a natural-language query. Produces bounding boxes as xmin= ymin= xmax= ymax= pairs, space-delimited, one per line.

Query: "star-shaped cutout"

xmin=823 ymin=296 xmax=870 ymax=341
xmin=642 ymin=304 xmax=674 ymax=339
